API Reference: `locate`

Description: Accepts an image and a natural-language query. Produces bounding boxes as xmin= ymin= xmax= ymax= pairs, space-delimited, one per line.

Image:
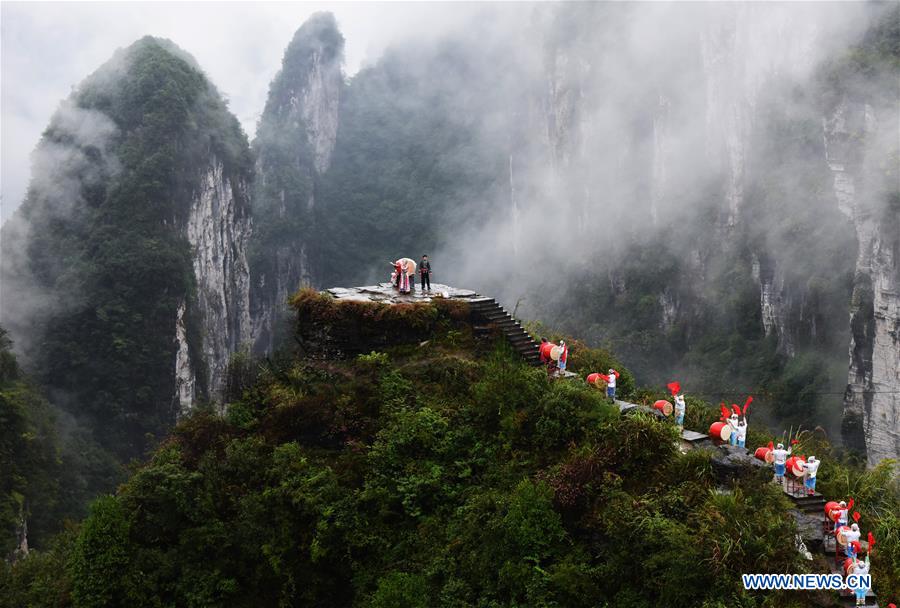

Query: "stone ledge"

xmin=326 ymin=283 xmax=482 ymax=304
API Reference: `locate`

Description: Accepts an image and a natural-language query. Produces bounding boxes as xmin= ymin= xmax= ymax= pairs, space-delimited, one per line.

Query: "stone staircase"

xmin=785 ymin=487 xmax=879 ymax=607
xmin=469 ymin=297 xmax=541 ymax=366
xmin=785 ymin=489 xmax=828 ymax=515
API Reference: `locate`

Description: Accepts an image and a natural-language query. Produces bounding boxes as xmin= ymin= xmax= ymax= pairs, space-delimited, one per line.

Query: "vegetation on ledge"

xmin=2 ymin=297 xmax=898 ymax=607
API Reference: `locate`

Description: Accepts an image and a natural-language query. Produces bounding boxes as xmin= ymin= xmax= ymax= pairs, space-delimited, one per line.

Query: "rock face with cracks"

xmin=249 ymin=13 xmax=344 ymax=355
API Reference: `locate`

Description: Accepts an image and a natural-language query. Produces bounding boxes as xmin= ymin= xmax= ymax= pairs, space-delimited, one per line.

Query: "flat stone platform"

xmin=326 ymin=283 xmax=488 ymax=304
xmin=681 ymin=430 xmax=710 ymax=443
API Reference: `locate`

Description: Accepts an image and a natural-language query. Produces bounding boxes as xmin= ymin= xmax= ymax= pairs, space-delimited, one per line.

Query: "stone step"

xmin=467 ymin=296 xmax=542 ymax=366
xmin=499 ymin=322 xmax=524 ymax=330
xmin=792 ymin=494 xmax=827 ymax=504
xmin=487 ymin=316 xmax=514 ymax=325
xmin=471 ymin=305 xmax=500 ymax=314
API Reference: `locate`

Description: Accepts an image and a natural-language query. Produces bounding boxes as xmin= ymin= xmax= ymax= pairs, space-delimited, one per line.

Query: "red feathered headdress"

xmin=667 ymin=381 xmax=681 ymax=396
xmin=847 ymin=498 xmax=854 ymax=511
xmin=743 ymin=396 xmax=753 ymax=415
xmin=720 ymin=403 xmax=730 ymax=421
xmin=731 ymin=404 xmax=741 ymax=417
xmin=852 ymin=511 xmax=861 ymax=523
xmin=867 ymin=532 xmax=875 ymax=548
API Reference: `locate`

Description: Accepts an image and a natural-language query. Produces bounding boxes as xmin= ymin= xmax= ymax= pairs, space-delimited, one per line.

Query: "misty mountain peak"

xmin=248 ymin=12 xmax=345 ymax=354
xmin=285 ymin=12 xmax=343 ymax=64
xmin=262 ymin=12 xmax=344 ymax=138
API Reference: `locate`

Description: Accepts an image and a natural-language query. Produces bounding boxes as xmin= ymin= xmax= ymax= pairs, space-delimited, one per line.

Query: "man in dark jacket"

xmin=419 ymin=255 xmax=432 ymax=291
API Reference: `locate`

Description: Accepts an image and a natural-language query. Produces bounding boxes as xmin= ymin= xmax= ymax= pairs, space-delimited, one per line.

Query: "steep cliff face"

xmin=492 ymin=3 xmax=864 ymax=428
xmin=859 ymin=209 xmax=900 ymax=465
xmin=182 ymin=158 xmax=252 ymax=407
xmin=820 ymin=4 xmax=900 ymax=465
xmin=0 ymin=37 xmax=254 ymax=457
xmin=831 ymin=101 xmax=900 ymax=465
xmin=249 ymin=13 xmax=343 ymax=354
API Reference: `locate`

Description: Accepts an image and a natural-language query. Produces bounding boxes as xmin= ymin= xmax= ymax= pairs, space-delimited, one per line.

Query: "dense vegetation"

xmin=0 ymin=327 xmax=120 ymax=559
xmin=4 ymin=297 xmax=897 ymax=607
xmin=1 ymin=6 xmax=897 ymax=606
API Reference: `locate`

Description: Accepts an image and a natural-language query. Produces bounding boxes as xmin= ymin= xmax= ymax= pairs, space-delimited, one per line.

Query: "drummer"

xmin=735 ymin=417 xmax=748 ymax=448
xmin=771 ymin=443 xmax=792 ymax=485
xmin=851 ymin=557 xmax=870 ymax=607
xmin=673 ymin=393 xmax=686 ymax=429
xmin=847 ymin=539 xmax=861 ymax=560
xmin=844 ymin=523 xmax=861 ymax=557
xmin=599 ymin=368 xmax=620 ymax=400
xmin=834 ymin=500 xmax=849 ymax=533
xmin=800 ymin=456 xmax=820 ymax=495
xmin=727 ymin=413 xmax=740 ymax=446
xmin=557 ymin=340 xmax=568 ymax=374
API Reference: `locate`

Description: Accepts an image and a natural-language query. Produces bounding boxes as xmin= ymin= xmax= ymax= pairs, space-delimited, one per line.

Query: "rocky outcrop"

xmin=173 ymin=300 xmax=196 ymax=414
xmin=709 ymin=445 xmax=770 ymax=484
xmin=1 ymin=37 xmax=255 ymax=453
xmin=825 ymin=64 xmax=900 ymax=465
xmin=250 ymin=13 xmax=344 ymax=354
xmin=751 ymin=254 xmax=795 ymax=357
xmin=183 ymin=159 xmax=252 ymax=404
xmin=832 ymin=99 xmax=900 ymax=464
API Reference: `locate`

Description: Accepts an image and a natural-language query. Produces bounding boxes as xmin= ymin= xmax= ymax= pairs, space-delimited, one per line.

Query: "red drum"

xmin=540 ymin=342 xmax=554 ymax=359
xmin=653 ymin=400 xmax=673 ymax=417
xmin=836 ymin=526 xmax=851 ymax=546
xmin=843 ymin=558 xmax=856 ymax=576
xmin=754 ymin=447 xmax=772 ymax=462
xmin=787 ymin=456 xmax=806 ymax=477
xmin=586 ymin=373 xmax=602 ymax=386
xmin=710 ymin=422 xmax=731 ymax=441
xmin=824 ymin=501 xmax=841 ymax=521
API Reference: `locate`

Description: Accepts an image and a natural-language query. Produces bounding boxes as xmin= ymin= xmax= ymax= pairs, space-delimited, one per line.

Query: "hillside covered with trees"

xmin=3 ymin=293 xmax=897 ymax=607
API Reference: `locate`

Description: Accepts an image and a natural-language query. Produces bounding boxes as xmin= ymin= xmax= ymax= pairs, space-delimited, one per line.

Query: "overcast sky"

xmin=1 ymin=1 xmax=485 ymax=225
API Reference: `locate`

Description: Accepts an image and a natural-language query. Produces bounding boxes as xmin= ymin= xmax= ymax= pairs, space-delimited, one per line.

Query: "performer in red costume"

xmin=598 ymin=369 xmax=620 ymax=399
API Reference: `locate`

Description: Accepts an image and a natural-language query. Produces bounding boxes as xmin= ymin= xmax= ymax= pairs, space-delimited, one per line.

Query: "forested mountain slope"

xmin=4 ymin=292 xmax=898 ymax=607
xmin=0 ymin=37 xmax=254 ymax=460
